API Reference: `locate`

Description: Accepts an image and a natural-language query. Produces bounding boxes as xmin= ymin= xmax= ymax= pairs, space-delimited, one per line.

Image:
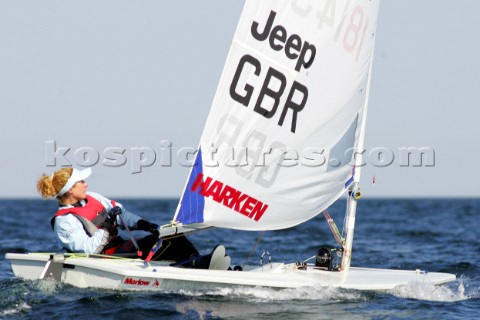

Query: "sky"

xmin=0 ymin=0 xmax=479 ymax=199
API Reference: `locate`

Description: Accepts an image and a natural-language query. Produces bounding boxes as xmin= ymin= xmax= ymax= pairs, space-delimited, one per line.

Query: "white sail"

xmin=174 ymin=0 xmax=380 ymax=231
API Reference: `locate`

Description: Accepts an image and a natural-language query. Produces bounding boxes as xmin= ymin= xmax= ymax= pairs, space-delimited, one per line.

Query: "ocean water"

xmin=0 ymin=198 xmax=478 ymax=319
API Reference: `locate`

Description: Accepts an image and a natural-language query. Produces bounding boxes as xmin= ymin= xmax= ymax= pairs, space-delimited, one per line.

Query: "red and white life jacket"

xmin=51 ymin=195 xmax=124 ymax=254
xmin=51 ymin=195 xmax=108 ymax=229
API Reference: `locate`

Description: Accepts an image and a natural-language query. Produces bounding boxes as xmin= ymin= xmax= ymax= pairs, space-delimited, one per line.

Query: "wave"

xmin=174 ymin=285 xmax=368 ymax=303
xmin=388 ymin=280 xmax=472 ymax=302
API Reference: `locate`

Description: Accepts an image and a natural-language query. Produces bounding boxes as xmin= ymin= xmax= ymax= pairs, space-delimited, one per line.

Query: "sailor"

xmin=36 ymin=167 xmax=230 ymax=269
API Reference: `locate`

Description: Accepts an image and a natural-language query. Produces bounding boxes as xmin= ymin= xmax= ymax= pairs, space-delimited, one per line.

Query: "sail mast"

xmin=341 ymin=33 xmax=378 ymax=271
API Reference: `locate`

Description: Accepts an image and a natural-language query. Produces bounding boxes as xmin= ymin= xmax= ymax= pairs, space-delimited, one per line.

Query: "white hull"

xmin=6 ymin=252 xmax=455 ymax=291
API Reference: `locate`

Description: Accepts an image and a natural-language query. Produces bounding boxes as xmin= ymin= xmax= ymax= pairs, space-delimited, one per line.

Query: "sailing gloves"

xmin=109 ymin=206 xmax=122 ymax=217
xmin=137 ymin=219 xmax=159 ymax=235
xmin=101 ymin=214 xmax=118 ymax=238
xmin=100 ymin=206 xmax=122 ymax=238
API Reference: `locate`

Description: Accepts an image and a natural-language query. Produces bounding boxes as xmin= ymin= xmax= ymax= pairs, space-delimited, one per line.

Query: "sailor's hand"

xmin=101 ymin=216 xmax=118 ymax=238
xmin=137 ymin=219 xmax=159 ymax=234
xmin=109 ymin=206 xmax=122 ymax=217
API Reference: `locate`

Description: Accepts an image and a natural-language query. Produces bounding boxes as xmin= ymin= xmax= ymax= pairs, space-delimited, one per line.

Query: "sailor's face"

xmin=70 ymin=180 xmax=88 ymax=200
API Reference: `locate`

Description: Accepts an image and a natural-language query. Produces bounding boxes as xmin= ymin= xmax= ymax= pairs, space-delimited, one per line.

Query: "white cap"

xmin=56 ymin=167 xmax=92 ymax=197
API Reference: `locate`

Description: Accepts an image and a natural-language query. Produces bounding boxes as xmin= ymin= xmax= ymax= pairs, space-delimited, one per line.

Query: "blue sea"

xmin=0 ymin=198 xmax=478 ymax=319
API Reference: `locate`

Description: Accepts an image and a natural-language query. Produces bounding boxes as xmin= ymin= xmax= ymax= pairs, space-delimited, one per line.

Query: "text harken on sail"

xmin=191 ymin=173 xmax=268 ymax=221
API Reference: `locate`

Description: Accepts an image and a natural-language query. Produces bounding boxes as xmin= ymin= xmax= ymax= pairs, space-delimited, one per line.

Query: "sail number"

xmin=291 ymin=0 xmax=370 ymax=62
xmin=214 ymin=114 xmax=287 ymax=189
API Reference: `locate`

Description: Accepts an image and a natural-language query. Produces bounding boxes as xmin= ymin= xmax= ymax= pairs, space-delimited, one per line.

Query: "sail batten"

xmin=174 ymin=0 xmax=380 ymax=231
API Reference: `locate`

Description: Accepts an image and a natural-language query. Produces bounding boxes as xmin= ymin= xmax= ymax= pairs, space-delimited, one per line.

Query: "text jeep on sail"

xmin=6 ymin=0 xmax=455 ymax=291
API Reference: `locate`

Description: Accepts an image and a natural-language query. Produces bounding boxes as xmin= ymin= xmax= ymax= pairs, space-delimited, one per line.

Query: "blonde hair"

xmin=37 ymin=167 xmax=73 ymax=199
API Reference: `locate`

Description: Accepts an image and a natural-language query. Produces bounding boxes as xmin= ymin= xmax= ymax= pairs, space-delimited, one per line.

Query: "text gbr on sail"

xmin=230 ymin=10 xmax=316 ymax=133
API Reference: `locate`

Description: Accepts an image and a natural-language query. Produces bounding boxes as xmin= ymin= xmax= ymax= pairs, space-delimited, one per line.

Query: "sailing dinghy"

xmin=6 ymin=0 xmax=455 ymax=291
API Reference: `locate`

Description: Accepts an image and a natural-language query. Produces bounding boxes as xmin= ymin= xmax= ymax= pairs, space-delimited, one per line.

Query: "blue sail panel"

xmin=176 ymin=148 xmax=205 ymax=224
